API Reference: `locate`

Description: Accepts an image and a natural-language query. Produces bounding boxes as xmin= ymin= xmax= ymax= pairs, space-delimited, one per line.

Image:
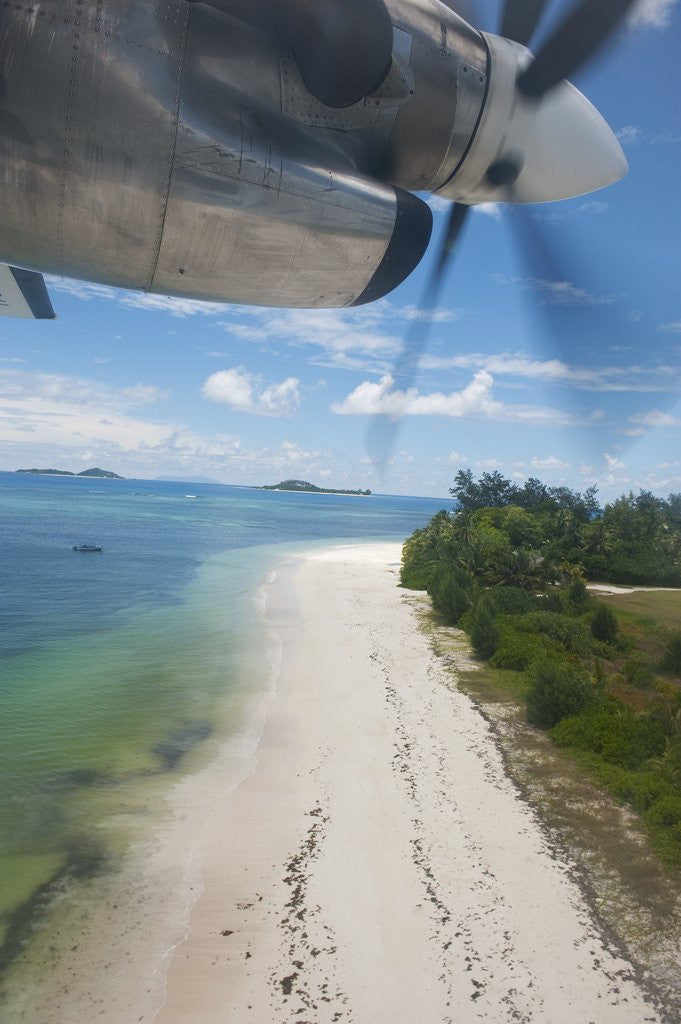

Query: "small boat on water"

xmin=72 ymin=544 xmax=103 ymax=552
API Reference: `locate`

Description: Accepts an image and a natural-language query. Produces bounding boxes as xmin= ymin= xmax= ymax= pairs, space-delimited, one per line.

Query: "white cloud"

xmin=44 ymin=281 xmax=465 ymax=375
xmin=628 ymin=0 xmax=678 ymax=28
xmin=604 ymin=452 xmax=626 ymax=470
xmin=121 ymin=384 xmax=169 ymax=404
xmin=577 ymin=201 xmax=609 ymax=215
xmin=629 ymin=409 xmax=681 ymax=427
xmin=616 ymin=123 xmax=681 ymax=146
xmin=616 ymin=124 xmax=643 ymax=145
xmin=491 ymin=274 xmax=614 ymax=307
xmin=418 ymin=350 xmax=678 ymax=393
xmin=48 ymin=278 xmax=228 ymax=318
xmin=201 ymin=368 xmax=301 ymax=417
xmin=535 ymin=199 xmax=609 ymax=223
xmin=473 ymin=203 xmax=502 ymax=221
xmin=219 ymin=306 xmax=403 ymax=372
xmin=0 ymin=369 xmax=176 ymax=452
xmin=279 ymin=440 xmax=331 ymax=463
xmin=400 ymin=305 xmax=460 ymax=324
xmin=659 ymin=321 xmax=681 ymax=333
xmin=423 ymin=195 xmax=450 ymax=213
xmin=331 ymin=370 xmax=584 ymax=425
xmin=531 ymin=455 xmax=570 ymax=470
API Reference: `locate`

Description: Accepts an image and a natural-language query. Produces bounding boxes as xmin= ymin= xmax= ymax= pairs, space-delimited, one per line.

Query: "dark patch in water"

xmin=42 ymin=766 xmax=108 ymax=791
xmin=0 ymin=839 xmax=109 ymax=981
xmin=153 ymin=720 xmax=212 ymax=771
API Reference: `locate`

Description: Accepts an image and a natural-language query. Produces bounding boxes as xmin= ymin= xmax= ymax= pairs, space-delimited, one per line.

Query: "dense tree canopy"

xmin=401 ymin=471 xmax=681 ymax=867
xmin=435 ymin=470 xmax=681 ymax=587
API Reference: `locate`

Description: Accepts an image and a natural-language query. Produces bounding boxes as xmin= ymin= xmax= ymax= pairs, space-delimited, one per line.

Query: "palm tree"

xmin=452 ymin=510 xmax=476 ymax=547
xmin=582 ymin=521 xmax=614 ymax=558
xmin=493 ymin=548 xmax=544 ymax=590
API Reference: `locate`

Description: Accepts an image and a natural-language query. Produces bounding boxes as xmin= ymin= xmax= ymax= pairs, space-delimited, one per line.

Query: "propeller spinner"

xmin=438 ymin=32 xmax=628 ymax=206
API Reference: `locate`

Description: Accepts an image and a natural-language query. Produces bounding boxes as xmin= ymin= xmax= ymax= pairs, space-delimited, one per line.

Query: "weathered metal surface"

xmin=0 ymin=1 xmax=189 ymax=289
xmin=0 ymin=1 xmax=490 ymax=307
xmin=151 ymin=4 xmax=401 ymax=306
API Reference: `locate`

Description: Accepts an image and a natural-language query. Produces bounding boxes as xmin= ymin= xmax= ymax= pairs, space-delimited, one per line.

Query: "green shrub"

xmin=517 ymin=611 xmax=592 ymax=654
xmin=647 ymin=794 xmax=681 ymax=827
xmin=569 ymin=579 xmax=589 ymax=608
xmin=489 ymin=587 xmax=538 ymax=615
xmin=539 ymin=591 xmax=565 ymax=614
xmin=591 ymin=603 xmax=618 ymax=644
xmin=526 ymin=659 xmax=594 ymax=729
xmin=428 ymin=568 xmax=471 ymax=625
xmin=662 ymin=631 xmax=681 ymax=675
xmin=490 ymin=631 xmax=546 ymax=671
xmin=612 ymin=772 xmax=672 ymax=812
xmin=551 ymin=707 xmax=666 ymax=769
xmin=623 ymin=656 xmax=657 ymax=690
xmin=470 ymin=600 xmax=500 ymax=660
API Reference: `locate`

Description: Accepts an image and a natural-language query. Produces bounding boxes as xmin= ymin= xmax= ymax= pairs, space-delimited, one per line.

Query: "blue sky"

xmin=0 ymin=0 xmax=679 ymax=499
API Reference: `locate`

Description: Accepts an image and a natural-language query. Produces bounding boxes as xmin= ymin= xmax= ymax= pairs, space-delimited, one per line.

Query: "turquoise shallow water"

xmin=0 ymin=472 xmax=447 ymax=974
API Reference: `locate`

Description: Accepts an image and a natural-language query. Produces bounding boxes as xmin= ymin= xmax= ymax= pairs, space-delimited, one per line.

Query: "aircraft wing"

xmin=0 ymin=265 xmax=55 ymax=319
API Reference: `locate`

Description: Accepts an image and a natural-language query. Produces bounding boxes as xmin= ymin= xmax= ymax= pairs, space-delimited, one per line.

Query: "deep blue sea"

xmin=0 ymin=471 xmax=447 ymax=979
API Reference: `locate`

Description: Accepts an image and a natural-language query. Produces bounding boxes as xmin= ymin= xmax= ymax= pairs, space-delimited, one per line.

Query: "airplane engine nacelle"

xmin=0 ymin=1 xmax=431 ymax=308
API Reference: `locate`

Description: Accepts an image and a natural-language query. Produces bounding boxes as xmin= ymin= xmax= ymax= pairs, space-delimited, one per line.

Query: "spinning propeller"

xmin=367 ymin=0 xmax=637 ymax=470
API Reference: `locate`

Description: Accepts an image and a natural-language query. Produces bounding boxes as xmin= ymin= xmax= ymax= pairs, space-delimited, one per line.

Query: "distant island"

xmin=15 ymin=467 xmax=123 ymax=479
xmin=262 ymin=479 xmax=371 ymax=496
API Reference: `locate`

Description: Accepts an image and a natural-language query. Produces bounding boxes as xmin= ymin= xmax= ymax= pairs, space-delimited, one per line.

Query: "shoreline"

xmin=154 ymin=542 xmax=666 ymax=1023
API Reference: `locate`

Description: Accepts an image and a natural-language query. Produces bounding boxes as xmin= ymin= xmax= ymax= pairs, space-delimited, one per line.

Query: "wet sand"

xmin=154 ymin=542 xmax=663 ymax=1024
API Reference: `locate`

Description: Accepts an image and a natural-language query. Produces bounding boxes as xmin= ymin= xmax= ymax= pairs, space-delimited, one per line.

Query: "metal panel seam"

xmin=147 ymin=1 xmax=191 ymax=294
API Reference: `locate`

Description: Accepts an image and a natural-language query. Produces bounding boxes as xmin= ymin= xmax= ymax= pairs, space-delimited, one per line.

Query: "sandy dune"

xmin=155 ymin=542 xmax=663 ymax=1024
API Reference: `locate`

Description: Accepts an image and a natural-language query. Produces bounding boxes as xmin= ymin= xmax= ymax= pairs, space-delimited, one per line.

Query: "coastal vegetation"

xmin=15 ymin=467 xmax=123 ymax=479
xmin=402 ymin=470 xmax=681 ymax=867
xmin=262 ymin=478 xmax=371 ymax=495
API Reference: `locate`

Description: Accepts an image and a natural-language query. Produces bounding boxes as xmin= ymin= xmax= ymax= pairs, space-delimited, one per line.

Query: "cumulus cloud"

xmin=331 ymin=370 xmax=500 ymax=418
xmin=201 ymin=368 xmax=301 ymax=417
xmin=331 ymin=370 xmax=585 ymax=425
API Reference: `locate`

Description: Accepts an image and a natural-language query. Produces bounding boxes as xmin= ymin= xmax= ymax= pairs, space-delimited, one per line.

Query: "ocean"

xmin=0 ymin=471 xmax=447 ymax=1006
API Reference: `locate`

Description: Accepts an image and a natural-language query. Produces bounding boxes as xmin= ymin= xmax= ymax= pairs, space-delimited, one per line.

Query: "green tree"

xmin=428 ymin=566 xmax=471 ymax=625
xmin=526 ymin=660 xmax=594 ymax=728
xmin=470 ymin=600 xmax=500 ymax=660
xmin=591 ymin=603 xmax=618 ymax=644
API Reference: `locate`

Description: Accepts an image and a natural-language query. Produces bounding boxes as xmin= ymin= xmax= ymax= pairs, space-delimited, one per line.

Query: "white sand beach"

xmin=153 ymin=542 xmax=663 ymax=1024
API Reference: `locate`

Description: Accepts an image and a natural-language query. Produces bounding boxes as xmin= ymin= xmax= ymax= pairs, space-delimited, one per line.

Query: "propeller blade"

xmin=517 ymin=0 xmax=638 ymax=99
xmin=508 ymin=195 xmax=620 ymax=348
xmin=500 ymin=0 xmax=548 ymax=46
xmin=366 ymin=203 xmax=471 ymax=471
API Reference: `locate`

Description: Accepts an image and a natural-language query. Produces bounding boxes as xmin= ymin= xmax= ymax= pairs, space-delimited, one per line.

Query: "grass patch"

xmin=599 ymin=589 xmax=681 ymax=631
